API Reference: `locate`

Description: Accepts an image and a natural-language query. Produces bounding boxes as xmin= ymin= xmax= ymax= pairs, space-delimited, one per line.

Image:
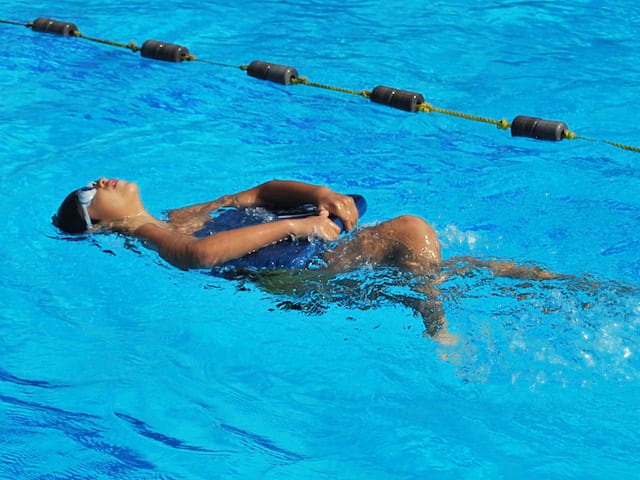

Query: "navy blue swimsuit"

xmin=193 ymin=195 xmax=367 ymax=273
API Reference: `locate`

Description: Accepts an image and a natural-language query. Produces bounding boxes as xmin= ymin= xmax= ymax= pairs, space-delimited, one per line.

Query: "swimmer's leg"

xmin=322 ymin=215 xmax=442 ymax=269
xmin=442 ymin=256 xmax=571 ymax=281
xmin=322 ymin=215 xmax=457 ymax=344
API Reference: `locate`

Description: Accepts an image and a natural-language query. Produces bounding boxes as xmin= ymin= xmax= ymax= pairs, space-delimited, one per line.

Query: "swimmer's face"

xmin=87 ymin=178 xmax=144 ymax=224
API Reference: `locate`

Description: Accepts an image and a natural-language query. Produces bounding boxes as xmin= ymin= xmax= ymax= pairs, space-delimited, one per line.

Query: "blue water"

xmin=1 ymin=0 xmax=639 ymax=478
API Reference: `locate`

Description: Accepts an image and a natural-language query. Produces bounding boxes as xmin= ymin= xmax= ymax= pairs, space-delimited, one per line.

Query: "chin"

xmin=122 ymin=180 xmax=138 ymax=192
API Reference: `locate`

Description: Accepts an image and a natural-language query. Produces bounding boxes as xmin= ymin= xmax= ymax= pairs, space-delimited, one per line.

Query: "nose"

xmin=96 ymin=178 xmax=108 ymax=188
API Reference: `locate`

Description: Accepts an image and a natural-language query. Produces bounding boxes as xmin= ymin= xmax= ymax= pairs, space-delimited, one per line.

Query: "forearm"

xmin=135 ymin=219 xmax=302 ymax=269
xmin=244 ymin=180 xmax=359 ymax=231
xmin=168 ymin=180 xmax=328 ymax=219
xmin=193 ymin=219 xmax=302 ymax=266
xmin=167 ymin=194 xmax=237 ymax=220
xmin=248 ymin=180 xmax=329 ymax=209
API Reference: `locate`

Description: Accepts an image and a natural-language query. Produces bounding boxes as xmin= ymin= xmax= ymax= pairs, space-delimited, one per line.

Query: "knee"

xmin=391 ymin=215 xmax=435 ymax=238
xmin=389 ymin=215 xmax=441 ymax=262
xmin=391 ymin=214 xmax=428 ymax=229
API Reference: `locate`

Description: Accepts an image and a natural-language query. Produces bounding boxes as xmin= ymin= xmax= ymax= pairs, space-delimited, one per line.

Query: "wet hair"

xmin=52 ymin=190 xmax=91 ymax=234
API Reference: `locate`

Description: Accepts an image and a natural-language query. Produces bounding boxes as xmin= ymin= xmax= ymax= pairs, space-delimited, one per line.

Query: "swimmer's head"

xmin=52 ymin=182 xmax=98 ymax=234
xmin=53 ymin=178 xmax=145 ymax=234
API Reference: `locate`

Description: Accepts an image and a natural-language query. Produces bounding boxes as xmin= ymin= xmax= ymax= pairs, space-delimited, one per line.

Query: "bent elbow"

xmin=191 ymin=240 xmax=233 ymax=268
xmin=191 ymin=242 xmax=216 ymax=268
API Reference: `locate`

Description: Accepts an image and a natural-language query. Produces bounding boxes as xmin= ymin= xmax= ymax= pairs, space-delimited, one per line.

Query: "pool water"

xmin=1 ymin=0 xmax=639 ymax=478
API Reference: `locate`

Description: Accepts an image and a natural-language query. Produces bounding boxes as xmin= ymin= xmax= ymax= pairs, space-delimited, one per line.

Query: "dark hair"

xmin=52 ymin=190 xmax=88 ymax=234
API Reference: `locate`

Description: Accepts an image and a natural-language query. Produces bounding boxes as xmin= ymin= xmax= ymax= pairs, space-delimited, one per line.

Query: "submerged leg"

xmin=322 ymin=215 xmax=442 ymax=270
xmin=322 ymin=215 xmax=457 ymax=344
xmin=442 ymin=256 xmax=570 ymax=281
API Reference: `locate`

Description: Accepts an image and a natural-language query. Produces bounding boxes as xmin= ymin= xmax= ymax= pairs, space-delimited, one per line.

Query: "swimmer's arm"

xmin=166 ymin=194 xmax=236 ymax=221
xmin=135 ymin=214 xmax=340 ymax=269
xmin=168 ymin=180 xmax=358 ymax=230
xmin=165 ymin=180 xmax=322 ymax=219
xmin=248 ymin=180 xmax=359 ymax=230
xmin=164 ymin=180 xmax=320 ymax=220
xmin=245 ymin=180 xmax=330 ymax=208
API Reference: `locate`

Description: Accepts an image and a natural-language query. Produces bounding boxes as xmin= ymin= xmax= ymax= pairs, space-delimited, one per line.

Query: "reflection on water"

xmin=231 ymin=261 xmax=640 ymax=387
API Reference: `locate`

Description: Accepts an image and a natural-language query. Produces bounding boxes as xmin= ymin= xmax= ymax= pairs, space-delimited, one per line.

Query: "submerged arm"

xmin=166 ymin=194 xmax=236 ymax=223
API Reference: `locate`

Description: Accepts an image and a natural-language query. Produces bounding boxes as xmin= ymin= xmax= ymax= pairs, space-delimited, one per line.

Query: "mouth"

xmin=109 ymin=179 xmax=118 ymax=188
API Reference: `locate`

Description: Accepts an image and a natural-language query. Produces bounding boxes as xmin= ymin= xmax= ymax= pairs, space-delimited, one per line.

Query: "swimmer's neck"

xmin=106 ymin=212 xmax=166 ymax=235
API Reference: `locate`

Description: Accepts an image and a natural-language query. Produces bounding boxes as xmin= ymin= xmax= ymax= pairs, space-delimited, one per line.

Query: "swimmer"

xmin=53 ymin=178 xmax=563 ymax=344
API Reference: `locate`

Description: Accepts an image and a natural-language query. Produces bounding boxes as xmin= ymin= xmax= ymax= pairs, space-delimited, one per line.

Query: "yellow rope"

xmin=563 ymin=130 xmax=593 ymax=141
xmin=419 ymin=103 xmax=510 ymax=130
xmin=564 ymin=130 xmax=640 ymax=152
xmin=0 ymin=19 xmax=28 ymax=26
xmin=191 ymin=57 xmax=243 ymax=69
xmin=291 ymin=76 xmax=371 ymax=99
xmin=74 ymin=31 xmax=139 ymax=52
xmin=2 ymin=16 xmax=638 ymax=153
xmin=602 ymin=140 xmax=640 ymax=153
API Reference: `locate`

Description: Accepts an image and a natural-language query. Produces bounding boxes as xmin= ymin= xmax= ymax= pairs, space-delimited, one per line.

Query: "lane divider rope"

xmin=4 ymin=17 xmax=639 ymax=154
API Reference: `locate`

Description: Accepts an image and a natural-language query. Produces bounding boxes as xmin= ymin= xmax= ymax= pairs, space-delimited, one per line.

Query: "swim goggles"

xmin=78 ymin=182 xmax=97 ymax=228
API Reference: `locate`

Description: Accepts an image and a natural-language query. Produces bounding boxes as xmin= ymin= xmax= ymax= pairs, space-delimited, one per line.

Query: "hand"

xmin=293 ymin=210 xmax=341 ymax=241
xmin=316 ymin=189 xmax=359 ymax=231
